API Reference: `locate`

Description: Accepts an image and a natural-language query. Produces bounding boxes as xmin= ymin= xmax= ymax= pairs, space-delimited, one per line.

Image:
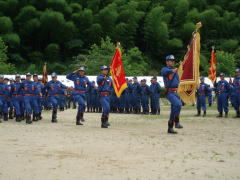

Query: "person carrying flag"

xmin=97 ymin=65 xmax=113 ymax=128
xmin=161 ymin=55 xmax=183 ymax=134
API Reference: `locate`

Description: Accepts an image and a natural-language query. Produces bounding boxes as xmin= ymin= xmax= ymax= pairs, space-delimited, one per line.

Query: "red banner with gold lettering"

xmin=110 ymin=47 xmax=127 ymax=97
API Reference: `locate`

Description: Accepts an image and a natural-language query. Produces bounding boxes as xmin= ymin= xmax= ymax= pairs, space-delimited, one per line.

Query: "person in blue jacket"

xmin=140 ymin=79 xmax=151 ymax=114
xmin=216 ymin=73 xmax=230 ymax=117
xmin=196 ymin=76 xmax=212 ymax=117
xmin=11 ymin=74 xmax=24 ymax=122
xmin=44 ymin=73 xmax=67 ymax=123
xmin=4 ymin=78 xmax=14 ymax=120
xmin=150 ymin=76 xmax=161 ymax=115
xmin=132 ymin=77 xmax=141 ymax=114
xmin=33 ymin=74 xmax=43 ymax=121
xmin=22 ymin=73 xmax=40 ymax=124
xmin=0 ymin=75 xmax=9 ymax=122
xmin=232 ymin=68 xmax=240 ymax=117
xmin=161 ymin=55 xmax=183 ymax=134
xmin=97 ymin=65 xmax=113 ymax=128
xmin=66 ymin=67 xmax=91 ymax=125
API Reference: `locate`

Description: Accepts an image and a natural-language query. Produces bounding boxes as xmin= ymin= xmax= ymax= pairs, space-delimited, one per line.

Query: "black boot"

xmin=174 ymin=116 xmax=183 ymax=129
xmin=203 ymin=111 xmax=206 ymax=117
xmin=32 ymin=114 xmax=37 ymax=121
xmin=235 ymin=110 xmax=240 ymax=118
xmin=225 ymin=111 xmax=228 ymax=118
xmin=80 ymin=112 xmax=85 ymax=122
xmin=52 ymin=110 xmax=57 ymax=123
xmin=76 ymin=113 xmax=83 ymax=125
xmin=16 ymin=115 xmax=20 ymax=122
xmin=195 ymin=110 xmax=201 ymax=116
xmin=168 ymin=121 xmax=177 ymax=134
xmin=39 ymin=113 xmax=42 ymax=120
xmin=73 ymin=104 xmax=76 ymax=109
xmin=101 ymin=115 xmax=108 ymax=128
xmin=26 ymin=114 xmax=32 ymax=124
xmin=217 ymin=112 xmax=223 ymax=117
xmin=9 ymin=111 xmax=13 ymax=119
xmin=105 ymin=114 xmax=110 ymax=126
xmin=3 ymin=113 xmax=8 ymax=121
xmin=157 ymin=108 xmax=160 ymax=115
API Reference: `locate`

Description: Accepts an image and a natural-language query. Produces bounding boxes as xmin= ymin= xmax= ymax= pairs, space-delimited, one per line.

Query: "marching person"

xmin=11 ymin=74 xmax=24 ymax=122
xmin=0 ymin=75 xmax=9 ymax=122
xmin=195 ymin=76 xmax=212 ymax=117
xmin=216 ymin=73 xmax=230 ymax=117
xmin=33 ymin=74 xmax=43 ymax=121
xmin=44 ymin=73 xmax=67 ymax=123
xmin=161 ymin=55 xmax=183 ymax=134
xmin=22 ymin=73 xmax=39 ymax=124
xmin=232 ymin=68 xmax=240 ymax=117
xmin=66 ymin=67 xmax=91 ymax=125
xmin=150 ymin=76 xmax=161 ymax=115
xmin=97 ymin=65 xmax=113 ymax=128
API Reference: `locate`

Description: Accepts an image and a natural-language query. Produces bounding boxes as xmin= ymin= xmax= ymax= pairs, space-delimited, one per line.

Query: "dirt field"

xmin=0 ymin=105 xmax=240 ymax=180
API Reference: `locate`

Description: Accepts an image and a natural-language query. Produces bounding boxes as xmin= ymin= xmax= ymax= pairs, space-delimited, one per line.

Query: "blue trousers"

xmin=23 ymin=95 xmax=35 ymax=115
xmin=151 ymin=94 xmax=160 ymax=109
xmin=217 ymin=93 xmax=228 ymax=113
xmin=49 ymin=96 xmax=61 ymax=111
xmin=119 ymin=94 xmax=126 ymax=109
xmin=141 ymin=95 xmax=149 ymax=111
xmin=12 ymin=96 xmax=24 ymax=115
xmin=166 ymin=93 xmax=182 ymax=121
xmin=32 ymin=96 xmax=40 ymax=115
xmin=75 ymin=93 xmax=86 ymax=113
xmin=197 ymin=95 xmax=206 ymax=111
xmin=132 ymin=94 xmax=141 ymax=108
xmin=100 ymin=95 xmax=110 ymax=115
xmin=0 ymin=96 xmax=8 ymax=113
xmin=233 ymin=92 xmax=240 ymax=111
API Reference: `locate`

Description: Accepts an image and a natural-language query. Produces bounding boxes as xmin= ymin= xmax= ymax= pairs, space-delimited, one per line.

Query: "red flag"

xmin=110 ymin=47 xmax=127 ymax=97
xmin=42 ymin=63 xmax=48 ymax=84
xmin=208 ymin=48 xmax=217 ymax=83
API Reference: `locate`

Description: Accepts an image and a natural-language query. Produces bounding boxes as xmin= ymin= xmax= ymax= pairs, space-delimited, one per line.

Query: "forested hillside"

xmin=0 ymin=0 xmax=239 ymax=75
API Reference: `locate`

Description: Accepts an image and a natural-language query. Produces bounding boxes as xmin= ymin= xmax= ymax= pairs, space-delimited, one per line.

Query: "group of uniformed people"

xmin=1 ymin=57 xmax=240 ymax=133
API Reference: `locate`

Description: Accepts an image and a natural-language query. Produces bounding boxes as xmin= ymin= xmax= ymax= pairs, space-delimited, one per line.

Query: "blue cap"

xmin=152 ymin=76 xmax=157 ymax=79
xmin=166 ymin=55 xmax=175 ymax=61
xmin=133 ymin=76 xmax=137 ymax=80
xmin=200 ymin=76 xmax=205 ymax=80
xmin=51 ymin=72 xmax=57 ymax=77
xmin=9 ymin=78 xmax=14 ymax=81
xmin=78 ymin=66 xmax=85 ymax=71
xmin=15 ymin=74 xmax=21 ymax=78
xmin=0 ymin=74 xmax=4 ymax=79
xmin=235 ymin=68 xmax=240 ymax=73
xmin=26 ymin=72 xmax=32 ymax=76
xmin=4 ymin=78 xmax=9 ymax=81
xmin=100 ymin=65 xmax=108 ymax=70
xmin=220 ymin=73 xmax=225 ymax=76
xmin=141 ymin=79 xmax=146 ymax=82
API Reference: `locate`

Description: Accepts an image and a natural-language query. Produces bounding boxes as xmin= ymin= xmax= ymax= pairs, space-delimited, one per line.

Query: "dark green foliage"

xmin=0 ymin=0 xmax=238 ymax=75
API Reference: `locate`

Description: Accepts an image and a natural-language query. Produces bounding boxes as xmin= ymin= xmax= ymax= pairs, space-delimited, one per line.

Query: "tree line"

xmin=0 ymin=0 xmax=239 ymax=75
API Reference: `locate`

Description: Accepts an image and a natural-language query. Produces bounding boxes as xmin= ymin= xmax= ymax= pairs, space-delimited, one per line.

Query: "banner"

xmin=177 ymin=23 xmax=202 ymax=104
xmin=110 ymin=47 xmax=127 ymax=97
xmin=208 ymin=48 xmax=217 ymax=83
xmin=42 ymin=63 xmax=48 ymax=84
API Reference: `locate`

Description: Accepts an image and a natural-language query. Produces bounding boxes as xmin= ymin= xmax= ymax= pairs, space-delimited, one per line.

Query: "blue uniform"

xmin=97 ymin=74 xmax=112 ymax=116
xmin=10 ymin=82 xmax=24 ymax=116
xmin=161 ymin=66 xmax=182 ymax=122
xmin=22 ymin=80 xmax=39 ymax=115
xmin=66 ymin=73 xmax=91 ymax=113
xmin=216 ymin=80 xmax=230 ymax=113
xmin=132 ymin=82 xmax=141 ymax=113
xmin=0 ymin=82 xmax=9 ymax=115
xmin=196 ymin=82 xmax=212 ymax=111
xmin=44 ymin=80 xmax=66 ymax=111
xmin=140 ymin=84 xmax=151 ymax=113
xmin=232 ymin=76 xmax=240 ymax=111
xmin=150 ymin=82 xmax=161 ymax=114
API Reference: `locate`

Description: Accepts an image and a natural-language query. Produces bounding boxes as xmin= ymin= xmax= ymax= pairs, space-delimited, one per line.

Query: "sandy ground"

xmin=0 ymin=106 xmax=240 ymax=180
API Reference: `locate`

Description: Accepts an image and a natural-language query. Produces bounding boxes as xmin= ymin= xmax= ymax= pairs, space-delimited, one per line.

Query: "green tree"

xmin=0 ymin=16 xmax=13 ymax=33
xmin=216 ymin=51 xmax=236 ymax=76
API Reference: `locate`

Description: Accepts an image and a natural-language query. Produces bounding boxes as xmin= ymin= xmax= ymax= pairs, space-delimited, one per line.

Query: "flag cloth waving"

xmin=208 ymin=48 xmax=217 ymax=83
xmin=110 ymin=46 xmax=127 ymax=98
xmin=177 ymin=22 xmax=202 ymax=104
xmin=42 ymin=62 xmax=48 ymax=85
